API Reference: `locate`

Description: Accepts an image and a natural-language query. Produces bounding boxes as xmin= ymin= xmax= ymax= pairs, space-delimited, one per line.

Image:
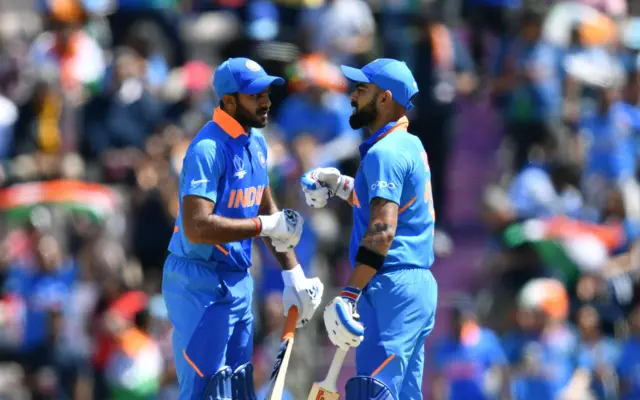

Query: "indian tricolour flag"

xmin=503 ymin=216 xmax=627 ymax=284
xmin=105 ymin=328 xmax=164 ymax=400
xmin=0 ymin=179 xmax=118 ymax=226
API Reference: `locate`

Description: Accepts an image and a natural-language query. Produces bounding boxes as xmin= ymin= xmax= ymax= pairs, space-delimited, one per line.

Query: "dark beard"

xmin=235 ymin=102 xmax=268 ymax=129
xmin=349 ymin=98 xmax=377 ymax=130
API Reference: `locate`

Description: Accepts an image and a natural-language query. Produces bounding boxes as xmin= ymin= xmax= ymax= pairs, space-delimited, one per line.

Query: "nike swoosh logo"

xmin=191 ymin=179 xmax=209 ymax=185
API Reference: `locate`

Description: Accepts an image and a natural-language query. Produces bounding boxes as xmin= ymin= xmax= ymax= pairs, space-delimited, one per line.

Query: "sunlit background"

xmin=1 ymin=0 xmax=640 ymax=399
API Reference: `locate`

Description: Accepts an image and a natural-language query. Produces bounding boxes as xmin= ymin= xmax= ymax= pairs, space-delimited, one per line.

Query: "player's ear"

xmin=379 ymin=90 xmax=393 ymax=106
xmin=221 ymin=94 xmax=237 ymax=112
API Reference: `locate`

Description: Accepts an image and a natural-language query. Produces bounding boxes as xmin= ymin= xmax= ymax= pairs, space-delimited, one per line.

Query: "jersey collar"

xmin=212 ymin=107 xmax=250 ymax=141
xmin=359 ymin=116 xmax=409 ymax=157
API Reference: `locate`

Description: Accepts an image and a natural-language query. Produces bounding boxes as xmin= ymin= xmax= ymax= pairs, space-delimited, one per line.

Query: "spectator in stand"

xmin=617 ymin=303 xmax=640 ymax=399
xmin=462 ymin=0 xmax=522 ymax=75
xmin=569 ymin=305 xmax=620 ymax=399
xmin=506 ymin=150 xmax=585 ymax=220
xmin=503 ymin=278 xmax=580 ymax=400
xmin=22 ymin=308 xmax=81 ymax=400
xmin=431 ymin=294 xmax=510 ymax=400
xmin=277 ymin=53 xmax=360 ymax=172
xmin=90 ymin=255 xmax=146 ymax=400
xmin=298 ymin=0 xmax=376 ymax=66
xmin=491 ymin=9 xmax=564 ymax=173
xmin=567 ymin=53 xmax=640 ymax=220
xmin=0 ymin=94 xmax=17 ymax=161
xmin=104 ymin=307 xmax=164 ymax=400
xmin=28 ymin=6 xmax=105 ymax=104
xmin=82 ymin=47 xmax=163 ymax=182
xmin=3 ymin=235 xmax=76 ymax=356
xmin=411 ymin=11 xmax=477 ymax=254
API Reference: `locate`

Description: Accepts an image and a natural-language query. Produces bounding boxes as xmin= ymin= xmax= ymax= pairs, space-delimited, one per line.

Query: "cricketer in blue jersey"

xmin=301 ymin=58 xmax=438 ymax=400
xmin=162 ymin=57 xmax=325 ymax=400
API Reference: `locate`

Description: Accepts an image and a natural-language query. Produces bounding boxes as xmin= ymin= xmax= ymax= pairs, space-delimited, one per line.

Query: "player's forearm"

xmin=346 ymin=264 xmax=377 ymax=289
xmin=185 ymin=214 xmax=260 ymax=245
xmin=262 ymin=236 xmax=299 ymax=271
xmin=360 ymin=211 xmax=395 ymax=256
xmin=348 ymin=201 xmax=396 ymax=289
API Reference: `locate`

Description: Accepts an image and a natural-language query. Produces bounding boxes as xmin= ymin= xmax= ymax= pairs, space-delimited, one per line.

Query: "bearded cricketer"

xmin=163 ymin=58 xmax=324 ymax=399
xmin=301 ymin=58 xmax=438 ymax=400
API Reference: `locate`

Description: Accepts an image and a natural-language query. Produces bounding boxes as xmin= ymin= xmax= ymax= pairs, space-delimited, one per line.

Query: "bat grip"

xmin=282 ymin=306 xmax=298 ymax=340
xmin=325 ymin=348 xmax=348 ymax=390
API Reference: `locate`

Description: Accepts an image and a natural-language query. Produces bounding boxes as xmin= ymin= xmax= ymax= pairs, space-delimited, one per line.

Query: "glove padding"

xmin=300 ymin=168 xmax=353 ymax=208
xmin=269 ymin=237 xmax=298 ymax=253
xmin=258 ymin=209 xmax=303 ymax=252
xmin=282 ymin=266 xmax=324 ymax=328
xmin=324 ymin=297 xmax=364 ymax=351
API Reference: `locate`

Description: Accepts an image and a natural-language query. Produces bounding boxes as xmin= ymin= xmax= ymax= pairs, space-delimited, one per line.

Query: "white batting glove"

xmin=324 ymin=287 xmax=364 ymax=351
xmin=300 ymin=168 xmax=354 ymax=208
xmin=258 ymin=209 xmax=304 ymax=252
xmin=282 ymin=265 xmax=324 ymax=328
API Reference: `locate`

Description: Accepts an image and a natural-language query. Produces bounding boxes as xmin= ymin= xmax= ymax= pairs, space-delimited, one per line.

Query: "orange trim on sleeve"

xmin=398 ymin=196 xmax=417 ymax=214
xmin=215 ymin=244 xmax=229 ymax=256
xmin=212 ymin=107 xmax=248 ymax=139
xmin=350 ymin=190 xmax=361 ymax=208
xmin=183 ymin=350 xmax=205 ymax=378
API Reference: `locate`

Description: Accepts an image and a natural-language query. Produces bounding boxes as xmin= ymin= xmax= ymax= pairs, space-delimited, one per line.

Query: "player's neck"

xmin=367 ymin=111 xmax=405 ymax=135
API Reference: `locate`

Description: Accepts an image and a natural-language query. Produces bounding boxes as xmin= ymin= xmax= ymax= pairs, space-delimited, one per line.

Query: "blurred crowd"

xmin=3 ymin=0 xmax=640 ymax=399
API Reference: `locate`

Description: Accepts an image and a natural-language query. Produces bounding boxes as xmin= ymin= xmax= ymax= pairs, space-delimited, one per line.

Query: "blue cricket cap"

xmin=213 ymin=57 xmax=284 ymax=97
xmin=341 ymin=58 xmax=419 ymax=110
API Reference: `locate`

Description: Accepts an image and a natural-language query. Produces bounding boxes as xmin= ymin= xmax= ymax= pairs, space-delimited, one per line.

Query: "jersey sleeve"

xmin=362 ymin=148 xmax=407 ymax=205
xmin=181 ymin=140 xmax=225 ymax=203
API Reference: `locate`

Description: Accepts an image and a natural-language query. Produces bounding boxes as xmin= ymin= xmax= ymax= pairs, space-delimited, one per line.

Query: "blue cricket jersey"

xmin=349 ymin=117 xmax=435 ymax=270
xmin=433 ymin=325 xmax=508 ymax=400
xmin=579 ymin=102 xmax=640 ymax=183
xmin=167 ymin=107 xmax=269 ymax=269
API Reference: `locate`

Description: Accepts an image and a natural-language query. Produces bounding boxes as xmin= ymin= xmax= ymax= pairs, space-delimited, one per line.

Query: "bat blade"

xmin=265 ymin=306 xmax=299 ymax=400
xmin=307 ymin=383 xmax=341 ymax=400
xmin=307 ymin=348 xmax=348 ymax=400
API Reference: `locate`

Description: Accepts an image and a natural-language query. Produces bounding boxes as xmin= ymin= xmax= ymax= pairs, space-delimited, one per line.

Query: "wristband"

xmin=341 ymin=286 xmax=362 ymax=302
xmin=282 ymin=264 xmax=306 ymax=287
xmin=355 ymin=246 xmax=385 ymax=271
xmin=252 ymin=217 xmax=262 ymax=236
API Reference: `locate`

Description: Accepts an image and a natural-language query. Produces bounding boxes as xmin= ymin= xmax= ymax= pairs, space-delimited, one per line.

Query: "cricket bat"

xmin=307 ymin=347 xmax=348 ymax=400
xmin=264 ymin=305 xmax=299 ymax=400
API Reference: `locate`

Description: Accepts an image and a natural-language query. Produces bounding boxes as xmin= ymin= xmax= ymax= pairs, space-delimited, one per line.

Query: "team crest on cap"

xmin=245 ymin=60 xmax=261 ymax=72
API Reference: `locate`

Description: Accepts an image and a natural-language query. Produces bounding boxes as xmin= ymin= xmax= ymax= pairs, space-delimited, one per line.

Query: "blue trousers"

xmin=356 ymin=268 xmax=438 ymax=400
xmin=162 ymin=254 xmax=254 ymax=399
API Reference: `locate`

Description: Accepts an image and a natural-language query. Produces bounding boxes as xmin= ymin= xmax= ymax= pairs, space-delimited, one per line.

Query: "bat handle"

xmin=324 ymin=347 xmax=348 ymax=392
